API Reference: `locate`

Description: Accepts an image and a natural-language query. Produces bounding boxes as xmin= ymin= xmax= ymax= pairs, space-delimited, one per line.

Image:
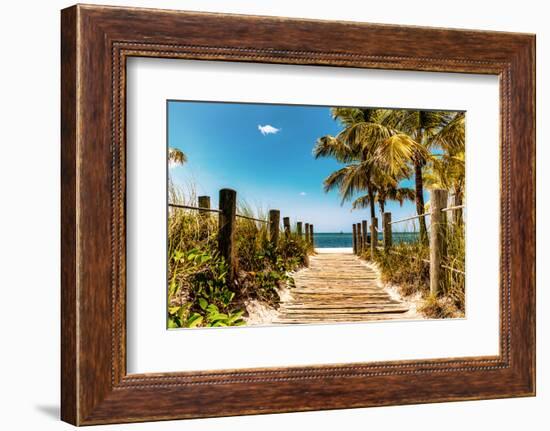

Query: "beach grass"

xmin=363 ymin=222 xmax=465 ymax=318
xmin=167 ymin=183 xmax=311 ymax=328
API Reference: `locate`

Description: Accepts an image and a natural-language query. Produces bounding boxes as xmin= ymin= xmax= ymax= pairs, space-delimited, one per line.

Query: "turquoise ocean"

xmin=313 ymin=232 xmax=419 ymax=248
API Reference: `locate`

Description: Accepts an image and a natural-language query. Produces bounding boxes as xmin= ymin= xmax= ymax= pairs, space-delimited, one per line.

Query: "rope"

xmin=169 ymin=203 xmax=270 ymax=224
xmin=168 ymin=203 xmax=222 ymax=213
xmin=441 ymin=264 xmax=466 ymax=275
xmin=441 ymin=205 xmax=465 ymax=212
xmin=389 ymin=212 xmax=431 ymax=225
xmin=235 ymin=214 xmax=268 ymax=223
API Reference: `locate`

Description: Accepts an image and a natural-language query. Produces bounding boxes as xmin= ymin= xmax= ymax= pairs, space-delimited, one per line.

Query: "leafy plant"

xmin=363 ymin=224 xmax=464 ymax=317
xmin=167 ymin=186 xmax=311 ymax=328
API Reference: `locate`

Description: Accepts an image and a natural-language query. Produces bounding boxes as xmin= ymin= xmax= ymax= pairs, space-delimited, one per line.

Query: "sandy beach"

xmin=314 ymin=247 xmax=353 ymax=254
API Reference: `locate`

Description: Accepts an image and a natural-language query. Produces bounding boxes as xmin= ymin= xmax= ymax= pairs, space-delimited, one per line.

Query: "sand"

xmin=314 ymin=247 xmax=353 ymax=254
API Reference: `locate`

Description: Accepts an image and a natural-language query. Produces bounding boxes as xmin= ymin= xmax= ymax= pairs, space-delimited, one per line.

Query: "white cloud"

xmin=299 ymin=192 xmax=307 ymax=196
xmin=258 ymin=124 xmax=281 ymax=136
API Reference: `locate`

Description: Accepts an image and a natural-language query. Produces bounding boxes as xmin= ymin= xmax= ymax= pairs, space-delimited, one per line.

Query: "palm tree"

xmin=424 ymin=152 xmax=465 ymax=195
xmin=168 ymin=147 xmax=187 ymax=167
xmin=431 ymin=112 xmax=465 ymax=157
xmin=321 ymin=161 xmax=376 ymax=218
xmin=429 ymin=111 xmax=465 ymax=195
xmin=352 ymin=182 xmax=415 ymax=215
xmin=314 ymin=107 xmax=427 ymax=221
xmin=426 ymin=111 xmax=466 ymax=221
xmin=386 ymin=110 xmax=456 ymax=241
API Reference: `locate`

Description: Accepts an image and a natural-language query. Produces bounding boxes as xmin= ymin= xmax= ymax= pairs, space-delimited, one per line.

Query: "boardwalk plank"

xmin=276 ymin=252 xmax=409 ymax=324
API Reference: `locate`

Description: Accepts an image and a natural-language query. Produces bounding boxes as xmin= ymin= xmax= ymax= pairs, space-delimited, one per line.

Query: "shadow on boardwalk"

xmin=274 ymin=251 xmax=412 ymax=324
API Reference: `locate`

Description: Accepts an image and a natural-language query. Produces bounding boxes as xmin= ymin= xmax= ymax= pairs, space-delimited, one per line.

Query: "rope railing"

xmin=169 ymin=191 xmax=314 ymax=281
xmin=389 ymin=211 xmax=431 ymax=225
xmin=441 ymin=264 xmax=466 ymax=275
xmin=169 ymin=202 xmax=269 ymax=223
xmin=235 ymin=213 xmax=268 ymax=223
xmin=387 ymin=204 xmax=464 ymax=225
xmin=168 ymin=203 xmax=222 ymax=213
xmin=351 ymin=189 xmax=466 ymax=296
xmin=441 ymin=204 xmax=465 ymax=212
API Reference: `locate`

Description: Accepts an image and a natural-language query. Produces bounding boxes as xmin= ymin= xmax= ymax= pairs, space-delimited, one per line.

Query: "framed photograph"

xmin=61 ymin=4 xmax=535 ymax=425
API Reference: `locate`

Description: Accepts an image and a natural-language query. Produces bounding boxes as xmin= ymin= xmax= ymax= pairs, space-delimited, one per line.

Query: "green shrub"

xmin=364 ymin=223 xmax=465 ymax=317
xmin=168 ymin=247 xmax=245 ymax=328
xmin=371 ymin=241 xmax=430 ymax=297
xmin=167 ymin=184 xmax=311 ymax=328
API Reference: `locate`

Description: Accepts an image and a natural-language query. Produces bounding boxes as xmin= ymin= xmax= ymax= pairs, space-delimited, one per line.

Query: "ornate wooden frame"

xmin=61 ymin=4 xmax=536 ymax=425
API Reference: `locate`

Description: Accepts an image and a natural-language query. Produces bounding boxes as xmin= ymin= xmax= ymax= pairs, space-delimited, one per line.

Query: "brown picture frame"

xmin=61 ymin=4 xmax=536 ymax=425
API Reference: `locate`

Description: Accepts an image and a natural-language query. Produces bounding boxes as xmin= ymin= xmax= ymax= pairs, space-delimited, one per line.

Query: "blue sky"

xmin=168 ymin=101 xmax=422 ymax=232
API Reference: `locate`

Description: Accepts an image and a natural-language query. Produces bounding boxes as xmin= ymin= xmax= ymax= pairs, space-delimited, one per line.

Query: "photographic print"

xmin=167 ymin=101 xmax=466 ymax=329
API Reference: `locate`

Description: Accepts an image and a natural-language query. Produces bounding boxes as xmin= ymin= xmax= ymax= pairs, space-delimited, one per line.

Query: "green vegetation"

xmin=366 ymin=223 xmax=465 ymax=318
xmin=167 ymin=185 xmax=311 ymax=328
xmin=314 ymin=107 xmax=466 ymax=318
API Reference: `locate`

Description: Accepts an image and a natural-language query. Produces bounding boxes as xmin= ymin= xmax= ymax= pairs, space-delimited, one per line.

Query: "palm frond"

xmin=331 ymin=107 xmax=366 ymax=126
xmin=373 ymin=133 xmax=427 ymax=177
xmin=392 ymin=110 xmax=453 ymax=143
xmin=312 ymin=136 xmax=355 ymax=163
xmin=323 ymin=162 xmax=370 ymax=205
xmin=168 ymin=147 xmax=187 ymax=166
xmin=315 ymin=105 xmax=465 ymax=213
xmin=390 ymin=187 xmax=416 ymax=206
xmin=431 ymin=112 xmax=465 ymax=154
xmin=351 ymin=194 xmax=373 ymax=210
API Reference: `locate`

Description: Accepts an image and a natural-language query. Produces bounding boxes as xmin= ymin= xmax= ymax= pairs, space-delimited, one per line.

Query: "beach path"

xmin=274 ymin=252 xmax=409 ymax=324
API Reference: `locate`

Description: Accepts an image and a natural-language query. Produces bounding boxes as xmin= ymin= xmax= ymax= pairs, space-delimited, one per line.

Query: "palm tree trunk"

xmin=414 ymin=162 xmax=428 ymax=243
xmin=368 ymin=187 xmax=376 ymax=220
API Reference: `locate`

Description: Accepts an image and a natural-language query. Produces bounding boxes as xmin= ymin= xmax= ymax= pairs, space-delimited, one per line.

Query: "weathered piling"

xmin=218 ymin=189 xmax=237 ymax=284
xmin=352 ymin=224 xmax=357 ymax=254
xmin=305 ymin=223 xmax=310 ymax=245
xmin=297 ymin=221 xmax=303 ymax=237
xmin=357 ymin=222 xmax=363 ymax=254
xmin=198 ymin=195 xmax=210 ymax=214
xmin=430 ymin=189 xmax=448 ymax=296
xmin=283 ymin=217 xmax=291 ymax=237
xmin=269 ymin=210 xmax=280 ymax=247
xmin=309 ymin=224 xmax=314 ymax=247
xmin=362 ymin=220 xmax=368 ymax=246
xmin=383 ymin=212 xmax=392 ymax=250
xmin=198 ymin=195 xmax=211 ymax=235
xmin=370 ymin=217 xmax=378 ymax=254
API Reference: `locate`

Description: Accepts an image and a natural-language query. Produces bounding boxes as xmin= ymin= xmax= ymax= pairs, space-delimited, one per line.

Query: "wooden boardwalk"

xmin=274 ymin=252 xmax=409 ymax=324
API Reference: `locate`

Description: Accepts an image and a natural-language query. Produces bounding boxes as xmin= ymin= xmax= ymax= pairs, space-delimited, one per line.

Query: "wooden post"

xmin=450 ymin=194 xmax=463 ymax=226
xmin=283 ymin=217 xmax=291 ymax=237
xmin=357 ymin=222 xmax=363 ymax=254
xmin=198 ymin=195 xmax=210 ymax=214
xmin=370 ymin=217 xmax=378 ymax=255
xmin=305 ymin=223 xmax=310 ymax=244
xmin=269 ymin=210 xmax=280 ymax=247
xmin=430 ymin=189 xmax=448 ymax=296
xmin=357 ymin=223 xmax=364 ymax=255
xmin=383 ymin=212 xmax=392 ymax=250
xmin=297 ymin=221 xmax=303 ymax=237
xmin=218 ymin=189 xmax=237 ymax=285
xmin=198 ymin=195 xmax=210 ymax=236
xmin=362 ymin=220 xmax=368 ymax=246
xmin=352 ymin=224 xmax=357 ymax=254
xmin=309 ymin=224 xmax=314 ymax=247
